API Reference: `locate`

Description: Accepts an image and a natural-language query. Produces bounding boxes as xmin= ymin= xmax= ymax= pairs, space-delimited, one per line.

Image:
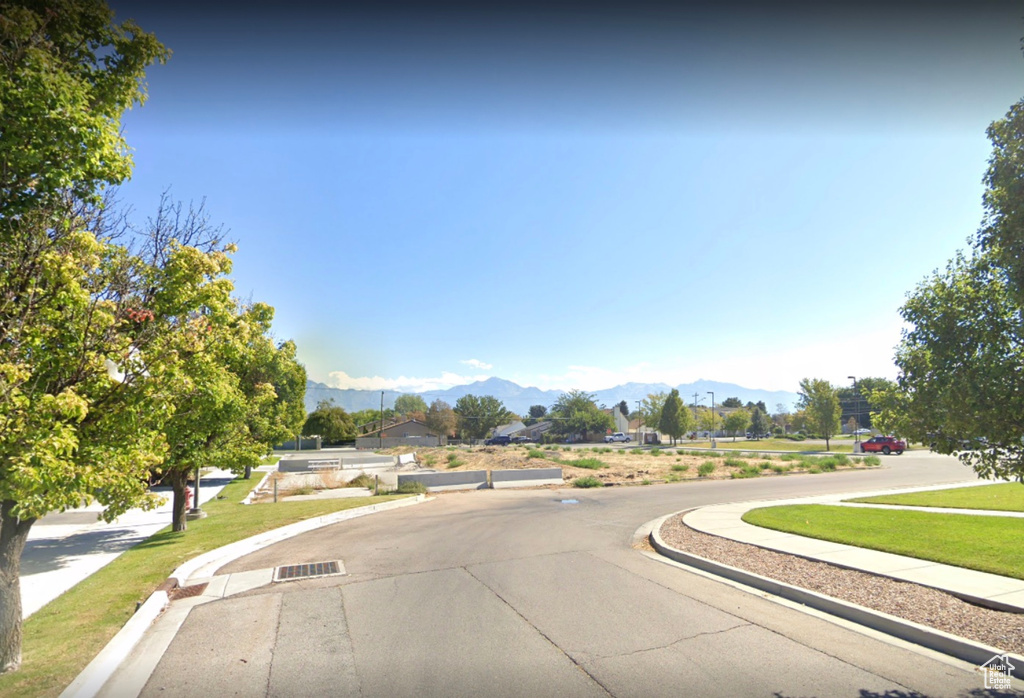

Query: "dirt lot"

xmin=380 ymin=444 xmax=880 ymax=486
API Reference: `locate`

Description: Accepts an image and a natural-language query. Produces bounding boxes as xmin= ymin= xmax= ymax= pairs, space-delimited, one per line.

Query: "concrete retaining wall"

xmin=491 ymin=468 xmax=563 ymax=489
xmin=398 ymin=471 xmax=488 ymax=492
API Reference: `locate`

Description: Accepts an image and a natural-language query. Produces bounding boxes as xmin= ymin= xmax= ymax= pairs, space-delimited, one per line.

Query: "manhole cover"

xmin=273 ymin=560 xmax=345 ymax=582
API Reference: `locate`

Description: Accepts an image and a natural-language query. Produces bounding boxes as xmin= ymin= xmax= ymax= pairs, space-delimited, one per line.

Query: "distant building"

xmin=356 ymin=419 xmax=445 ymax=449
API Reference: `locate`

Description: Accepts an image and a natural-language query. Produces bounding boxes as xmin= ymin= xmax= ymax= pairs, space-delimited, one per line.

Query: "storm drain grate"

xmin=273 ymin=560 xmax=345 ymax=583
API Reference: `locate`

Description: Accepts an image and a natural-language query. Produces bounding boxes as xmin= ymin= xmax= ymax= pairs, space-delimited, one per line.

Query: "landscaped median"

xmin=0 ymin=478 xmax=415 ymax=698
xmin=742 ymin=486 xmax=1024 ymax=580
xmin=655 ymin=483 xmax=1024 ymax=671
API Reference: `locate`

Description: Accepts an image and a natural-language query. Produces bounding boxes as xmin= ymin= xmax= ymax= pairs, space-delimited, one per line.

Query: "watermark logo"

xmin=980 ymin=653 xmax=1015 ymax=690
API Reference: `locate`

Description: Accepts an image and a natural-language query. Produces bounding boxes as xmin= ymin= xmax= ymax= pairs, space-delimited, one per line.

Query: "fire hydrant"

xmin=185 ymin=485 xmax=194 ymax=510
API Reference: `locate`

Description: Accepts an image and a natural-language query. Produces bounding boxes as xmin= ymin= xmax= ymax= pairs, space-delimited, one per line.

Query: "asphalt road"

xmin=138 ymin=453 xmax=1007 ymax=697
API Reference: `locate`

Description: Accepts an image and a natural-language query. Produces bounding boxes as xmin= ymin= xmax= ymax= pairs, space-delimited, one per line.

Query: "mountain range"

xmin=303 ymin=377 xmax=800 ymax=417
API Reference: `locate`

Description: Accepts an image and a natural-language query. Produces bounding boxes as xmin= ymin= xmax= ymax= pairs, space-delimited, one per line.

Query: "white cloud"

xmin=460 ymin=358 xmax=493 ymax=370
xmin=326 ymin=370 xmax=490 ymax=393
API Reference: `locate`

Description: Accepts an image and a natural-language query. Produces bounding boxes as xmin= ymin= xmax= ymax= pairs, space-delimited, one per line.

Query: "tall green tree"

xmin=424 ymin=399 xmax=456 ymax=445
xmin=549 ymin=390 xmax=613 ymax=441
xmin=886 ymin=98 xmax=1024 ymax=482
xmin=978 ymin=98 xmax=1024 ymax=303
xmin=351 ymin=408 xmax=395 ymax=433
xmin=721 ymin=397 xmax=743 ymax=408
xmin=723 ymin=408 xmax=751 ymax=441
xmin=394 ymin=393 xmax=427 ymax=417
xmin=302 ymin=399 xmax=355 ymax=444
xmin=658 ymin=389 xmax=692 ymax=446
xmin=892 ymin=251 xmax=1024 ymax=478
xmin=239 ymin=336 xmax=306 ymax=478
xmin=453 ymin=394 xmax=511 ymax=440
xmin=0 ymin=0 xmax=168 ymax=673
xmin=638 ymin=392 xmax=667 ymax=435
xmin=798 ymin=378 xmax=841 ymax=451
xmin=749 ymin=407 xmax=768 ymax=439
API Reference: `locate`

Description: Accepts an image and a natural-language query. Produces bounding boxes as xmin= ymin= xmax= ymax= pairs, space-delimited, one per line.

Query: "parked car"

xmin=604 ymin=432 xmax=631 ymax=443
xmin=861 ymin=435 xmax=906 ymax=455
xmin=511 ymin=436 xmax=533 ymax=444
xmin=484 ymin=435 xmax=512 ymax=446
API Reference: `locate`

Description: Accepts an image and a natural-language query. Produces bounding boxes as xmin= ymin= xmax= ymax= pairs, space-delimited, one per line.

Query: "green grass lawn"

xmin=0 ymin=479 xmax=409 ymax=698
xmin=848 ymin=482 xmax=1024 ymax=512
xmin=742 ymin=504 xmax=1024 ymax=580
xmin=680 ymin=439 xmax=856 ymax=454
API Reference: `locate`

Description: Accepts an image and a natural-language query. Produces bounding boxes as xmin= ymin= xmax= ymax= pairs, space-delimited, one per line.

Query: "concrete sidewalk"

xmin=21 ymin=468 xmax=239 ymax=619
xmin=682 ymin=479 xmax=1024 ymax=613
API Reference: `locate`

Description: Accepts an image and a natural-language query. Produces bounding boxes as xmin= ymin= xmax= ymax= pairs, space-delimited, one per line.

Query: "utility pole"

xmin=380 ymin=390 xmax=384 ymax=449
xmin=707 ymin=391 xmax=715 ymax=447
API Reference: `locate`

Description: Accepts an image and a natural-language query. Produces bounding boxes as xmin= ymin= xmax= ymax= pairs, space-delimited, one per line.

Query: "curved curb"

xmin=62 ymin=494 xmax=429 ymax=698
xmin=169 ymin=494 xmax=427 ymax=585
xmin=648 ymin=509 xmax=1024 ymax=680
xmin=59 ymin=591 xmax=169 ymax=698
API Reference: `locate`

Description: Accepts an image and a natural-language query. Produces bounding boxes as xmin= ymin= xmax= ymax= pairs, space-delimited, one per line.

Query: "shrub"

xmin=446 ymin=453 xmax=463 ymax=469
xmin=396 ymin=480 xmax=428 ymax=494
xmin=759 ymin=461 xmax=772 ymax=469
xmin=641 ymin=478 xmax=652 ymax=485
xmin=807 ymin=465 xmax=822 ymax=474
xmin=649 ymin=448 xmax=662 ymax=456
xmin=666 ymin=473 xmax=681 ymax=483
xmin=527 ymin=448 xmax=546 ymax=459
xmin=698 ymin=462 xmax=716 ymax=477
xmin=770 ymin=464 xmax=789 ymax=474
xmin=724 ymin=457 xmax=744 ymax=468
xmin=573 ymin=476 xmax=603 ymax=488
xmin=346 ymin=473 xmax=375 ymax=489
xmin=731 ymin=465 xmax=761 ymax=479
xmin=864 ymin=455 xmax=881 ymax=466
xmin=780 ymin=453 xmax=802 ymax=462
xmin=832 ymin=454 xmax=850 ymax=466
xmin=815 ymin=457 xmax=838 ymax=472
xmin=422 ymin=454 xmax=437 ymax=467
xmin=562 ymin=446 xmax=572 ymax=452
xmin=671 ymin=463 xmax=689 ymax=472
xmin=572 ymin=457 xmax=607 ymax=470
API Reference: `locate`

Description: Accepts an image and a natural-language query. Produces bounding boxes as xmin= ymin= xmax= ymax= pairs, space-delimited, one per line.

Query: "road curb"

xmin=63 ymin=494 xmax=429 ymax=698
xmin=59 ymin=591 xmax=169 ymax=698
xmin=648 ymin=510 xmax=1024 ymax=680
xmin=170 ymin=493 xmax=428 ymax=585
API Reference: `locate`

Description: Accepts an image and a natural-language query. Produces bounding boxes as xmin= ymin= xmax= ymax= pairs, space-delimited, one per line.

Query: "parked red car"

xmin=861 ymin=436 xmax=906 ymax=455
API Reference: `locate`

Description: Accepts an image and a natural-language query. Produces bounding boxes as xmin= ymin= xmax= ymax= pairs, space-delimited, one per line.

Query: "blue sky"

xmin=110 ymin=1 xmax=1024 ymax=393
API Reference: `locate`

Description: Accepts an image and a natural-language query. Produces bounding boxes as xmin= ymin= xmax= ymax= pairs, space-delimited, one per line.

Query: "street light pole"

xmin=380 ymin=390 xmax=384 ymax=449
xmin=707 ymin=391 xmax=715 ymax=447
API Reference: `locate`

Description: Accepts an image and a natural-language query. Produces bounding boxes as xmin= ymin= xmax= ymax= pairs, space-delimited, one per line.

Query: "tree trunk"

xmin=243 ymin=465 xmax=252 ymax=480
xmin=0 ymin=501 xmax=36 ymax=674
xmin=169 ymin=470 xmax=189 ymax=532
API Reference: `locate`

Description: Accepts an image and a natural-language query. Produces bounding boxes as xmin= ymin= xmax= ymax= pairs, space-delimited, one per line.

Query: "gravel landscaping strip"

xmin=659 ymin=513 xmax=1024 ymax=656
